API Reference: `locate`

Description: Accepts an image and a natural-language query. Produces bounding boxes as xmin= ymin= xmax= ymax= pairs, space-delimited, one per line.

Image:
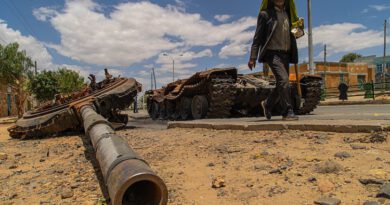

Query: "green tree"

xmin=339 ymin=53 xmax=362 ymax=63
xmin=55 ymin=68 xmax=85 ymax=94
xmin=28 ymin=71 xmax=59 ymax=102
xmin=28 ymin=68 xmax=85 ymax=102
xmin=0 ymin=42 xmax=34 ymax=117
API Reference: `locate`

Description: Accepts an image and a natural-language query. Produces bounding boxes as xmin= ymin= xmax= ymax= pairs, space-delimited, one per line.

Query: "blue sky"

xmin=0 ymin=0 xmax=389 ymax=89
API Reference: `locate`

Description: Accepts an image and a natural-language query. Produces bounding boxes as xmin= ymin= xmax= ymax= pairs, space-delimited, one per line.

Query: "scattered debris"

xmin=314 ymin=196 xmax=341 ymax=205
xmin=315 ymin=161 xmax=342 ymax=174
xmin=350 ymin=144 xmax=367 ymax=150
xmin=8 ymin=164 xmax=18 ymax=169
xmin=308 ymin=177 xmax=317 ymax=183
xmin=254 ymin=163 xmax=272 ymax=171
xmin=212 ymin=177 xmax=225 ymax=189
xmin=359 ymin=179 xmax=387 ymax=185
xmin=377 ymin=183 xmax=390 ymax=199
xmin=334 ymin=151 xmax=351 ymax=159
xmin=344 ymin=133 xmax=387 ymax=144
xmin=269 ymin=168 xmax=283 ymax=174
xmin=60 ymin=188 xmax=74 ymax=199
xmin=0 ymin=152 xmax=8 ymax=160
xmin=267 ymin=185 xmax=287 ymax=197
xmin=363 ymin=201 xmax=380 ymax=205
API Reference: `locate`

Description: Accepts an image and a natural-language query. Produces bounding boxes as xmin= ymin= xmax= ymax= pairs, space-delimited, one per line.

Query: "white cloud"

xmin=297 ymin=23 xmax=387 ymax=57
xmin=214 ymin=14 xmax=232 ymax=22
xmin=0 ymin=19 xmax=53 ymax=69
xmin=34 ymin=0 xmax=255 ymax=67
xmin=0 ymin=19 xmax=97 ymax=80
xmin=155 ymin=49 xmax=212 ymax=75
xmin=369 ymin=4 xmax=390 ymax=11
xmin=33 ymin=7 xmax=58 ymax=21
xmin=219 ymin=30 xmax=254 ymax=58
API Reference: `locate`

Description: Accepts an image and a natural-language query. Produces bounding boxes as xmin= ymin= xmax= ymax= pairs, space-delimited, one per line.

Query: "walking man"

xmin=248 ymin=0 xmax=299 ymax=121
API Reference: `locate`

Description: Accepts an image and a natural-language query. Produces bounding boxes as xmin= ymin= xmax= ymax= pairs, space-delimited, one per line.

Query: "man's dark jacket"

xmin=250 ymin=8 xmax=298 ymax=64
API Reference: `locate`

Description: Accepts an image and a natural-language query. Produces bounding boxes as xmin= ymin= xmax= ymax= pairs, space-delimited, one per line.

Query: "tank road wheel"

xmin=296 ymin=77 xmax=322 ymax=115
xmin=166 ymin=101 xmax=177 ymax=120
xmin=191 ymin=95 xmax=208 ymax=120
xmin=179 ymin=97 xmax=193 ymax=120
xmin=150 ymin=101 xmax=160 ymax=120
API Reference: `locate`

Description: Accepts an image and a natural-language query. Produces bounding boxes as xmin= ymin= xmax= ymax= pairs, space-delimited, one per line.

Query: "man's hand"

xmin=248 ymin=60 xmax=256 ymax=70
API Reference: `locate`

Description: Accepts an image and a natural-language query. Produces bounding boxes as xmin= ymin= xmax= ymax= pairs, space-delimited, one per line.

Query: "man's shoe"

xmin=261 ymin=100 xmax=272 ymax=120
xmin=282 ymin=109 xmax=299 ymax=121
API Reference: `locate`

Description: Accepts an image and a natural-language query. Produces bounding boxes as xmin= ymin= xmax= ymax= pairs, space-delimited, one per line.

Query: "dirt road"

xmin=0 ymin=123 xmax=389 ymax=204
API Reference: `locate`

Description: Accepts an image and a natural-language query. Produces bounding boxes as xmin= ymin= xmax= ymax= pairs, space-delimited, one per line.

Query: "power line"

xmin=4 ymin=0 xmax=38 ymax=38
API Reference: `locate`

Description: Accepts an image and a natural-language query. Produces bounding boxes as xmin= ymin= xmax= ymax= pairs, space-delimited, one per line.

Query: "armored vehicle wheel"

xmin=294 ymin=77 xmax=322 ymax=115
xmin=150 ymin=101 xmax=160 ymax=120
xmin=191 ymin=95 xmax=208 ymax=120
xmin=165 ymin=101 xmax=177 ymax=120
xmin=179 ymin=97 xmax=192 ymax=120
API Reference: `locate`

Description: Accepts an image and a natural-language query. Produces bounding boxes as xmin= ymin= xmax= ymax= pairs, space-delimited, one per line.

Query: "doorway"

xmin=7 ymin=94 xmax=11 ymax=116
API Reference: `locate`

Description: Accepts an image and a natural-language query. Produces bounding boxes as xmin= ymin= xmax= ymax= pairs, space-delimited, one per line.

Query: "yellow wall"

xmin=288 ymin=62 xmax=372 ymax=89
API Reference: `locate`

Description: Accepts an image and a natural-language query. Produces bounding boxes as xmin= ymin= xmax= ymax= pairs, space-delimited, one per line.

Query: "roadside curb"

xmin=0 ymin=118 xmax=17 ymax=125
xmin=320 ymin=100 xmax=390 ymax=106
xmin=168 ymin=121 xmax=390 ymax=133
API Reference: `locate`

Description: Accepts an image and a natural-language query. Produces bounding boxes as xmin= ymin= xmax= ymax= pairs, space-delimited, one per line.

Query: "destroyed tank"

xmin=146 ymin=67 xmax=322 ymax=120
xmin=8 ymin=69 xmax=142 ymax=139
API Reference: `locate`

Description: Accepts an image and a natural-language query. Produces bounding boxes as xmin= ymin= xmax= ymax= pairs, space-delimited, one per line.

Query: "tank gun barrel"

xmin=80 ymin=105 xmax=168 ymax=205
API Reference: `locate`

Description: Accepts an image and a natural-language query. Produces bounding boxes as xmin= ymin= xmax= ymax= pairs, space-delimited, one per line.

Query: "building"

xmin=289 ymin=62 xmax=374 ymax=89
xmin=0 ymin=83 xmax=18 ymax=117
xmin=354 ymin=55 xmax=390 ymax=84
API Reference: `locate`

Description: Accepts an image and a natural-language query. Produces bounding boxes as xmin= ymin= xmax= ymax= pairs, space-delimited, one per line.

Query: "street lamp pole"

xmin=383 ymin=19 xmax=387 ymax=91
xmin=308 ymin=0 xmax=315 ymax=74
xmin=172 ymin=59 xmax=175 ymax=82
xmin=163 ymin=53 xmax=183 ymax=82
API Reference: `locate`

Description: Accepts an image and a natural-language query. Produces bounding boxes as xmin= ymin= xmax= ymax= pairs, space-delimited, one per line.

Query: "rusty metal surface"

xmin=8 ymin=74 xmax=140 ymax=139
xmin=81 ymin=105 xmax=168 ymax=205
xmin=8 ymin=69 xmax=167 ymax=205
xmin=147 ymin=67 xmax=322 ymax=120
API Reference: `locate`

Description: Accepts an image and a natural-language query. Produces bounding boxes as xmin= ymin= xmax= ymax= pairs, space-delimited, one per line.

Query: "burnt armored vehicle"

xmin=146 ymin=67 xmax=322 ymax=120
xmin=8 ymin=70 xmax=168 ymax=205
xmin=8 ymin=69 xmax=142 ymax=139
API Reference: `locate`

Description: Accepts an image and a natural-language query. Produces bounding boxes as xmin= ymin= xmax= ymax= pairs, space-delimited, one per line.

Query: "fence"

xmin=321 ymin=81 xmax=390 ymax=101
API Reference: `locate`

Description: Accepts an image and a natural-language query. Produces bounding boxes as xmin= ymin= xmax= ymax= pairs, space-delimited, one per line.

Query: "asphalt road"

xmin=308 ymin=104 xmax=390 ymax=120
xmin=127 ymin=104 xmax=390 ymax=129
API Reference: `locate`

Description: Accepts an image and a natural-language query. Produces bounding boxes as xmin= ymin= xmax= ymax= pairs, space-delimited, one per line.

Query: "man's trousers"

xmin=264 ymin=50 xmax=293 ymax=115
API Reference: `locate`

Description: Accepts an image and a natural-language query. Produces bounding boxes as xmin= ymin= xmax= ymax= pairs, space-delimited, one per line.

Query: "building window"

xmin=340 ymin=74 xmax=345 ymax=83
xmin=377 ymin=64 xmax=383 ymax=74
xmin=357 ymin=75 xmax=366 ymax=83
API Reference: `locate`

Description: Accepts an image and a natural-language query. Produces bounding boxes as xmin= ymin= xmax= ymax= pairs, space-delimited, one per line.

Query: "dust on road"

xmin=0 ymin=123 xmax=389 ymax=205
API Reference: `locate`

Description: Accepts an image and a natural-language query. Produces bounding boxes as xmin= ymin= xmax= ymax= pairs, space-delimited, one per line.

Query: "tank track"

xmin=297 ymin=77 xmax=322 ymax=115
xmin=207 ymin=78 xmax=236 ymax=118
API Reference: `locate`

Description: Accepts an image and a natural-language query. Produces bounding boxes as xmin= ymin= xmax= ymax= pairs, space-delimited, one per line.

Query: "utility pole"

xmin=324 ymin=44 xmax=327 ymax=63
xmin=151 ymin=72 xmax=153 ymax=90
xmin=172 ymin=59 xmax=175 ymax=82
xmin=308 ymin=0 xmax=315 ymax=74
xmin=152 ymin=67 xmax=157 ymax=89
xmin=162 ymin=53 xmax=182 ymax=82
xmin=323 ymin=44 xmax=327 ymax=87
xmin=383 ymin=19 xmax=387 ymax=90
xmin=34 ymin=61 xmax=37 ymax=75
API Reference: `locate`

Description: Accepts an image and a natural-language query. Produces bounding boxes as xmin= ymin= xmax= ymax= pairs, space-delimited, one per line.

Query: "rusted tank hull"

xmin=8 ymin=77 xmax=140 ymax=139
xmin=81 ymin=105 xmax=168 ymax=205
xmin=146 ymin=67 xmax=323 ymax=120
